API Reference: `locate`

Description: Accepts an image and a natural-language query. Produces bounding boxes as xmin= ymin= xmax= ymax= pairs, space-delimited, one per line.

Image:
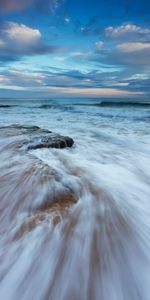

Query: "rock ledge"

xmin=0 ymin=124 xmax=74 ymax=150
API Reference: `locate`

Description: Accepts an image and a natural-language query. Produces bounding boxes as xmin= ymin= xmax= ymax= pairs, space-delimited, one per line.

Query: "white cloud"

xmin=70 ymin=51 xmax=91 ymax=59
xmin=5 ymin=22 xmax=41 ymax=44
xmin=0 ymin=70 xmax=47 ymax=88
xmin=53 ymin=56 xmax=66 ymax=61
xmin=64 ymin=17 xmax=70 ymax=24
xmin=0 ymin=22 xmax=62 ymax=60
xmin=105 ymin=24 xmax=150 ymax=38
xmin=117 ymin=42 xmax=150 ymax=52
xmin=95 ymin=41 xmax=104 ymax=51
xmin=95 ymin=23 xmax=150 ymax=72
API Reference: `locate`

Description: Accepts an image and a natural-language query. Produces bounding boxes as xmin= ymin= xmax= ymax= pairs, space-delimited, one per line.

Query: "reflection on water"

xmin=0 ymin=100 xmax=150 ymax=300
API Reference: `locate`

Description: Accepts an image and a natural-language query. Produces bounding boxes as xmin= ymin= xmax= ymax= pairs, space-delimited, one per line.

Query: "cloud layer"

xmin=0 ymin=0 xmax=150 ymax=98
xmin=1 ymin=21 xmax=150 ymax=95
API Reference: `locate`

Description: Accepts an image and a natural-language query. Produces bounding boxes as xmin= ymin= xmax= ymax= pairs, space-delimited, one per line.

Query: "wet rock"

xmin=0 ymin=124 xmax=74 ymax=150
xmin=0 ymin=151 xmax=77 ymax=240
xmin=27 ymin=134 xmax=74 ymax=150
xmin=0 ymin=124 xmax=76 ymax=240
xmin=14 ymin=193 xmax=77 ymax=239
xmin=38 ymin=193 xmax=77 ymax=213
xmin=0 ymin=124 xmax=49 ymax=137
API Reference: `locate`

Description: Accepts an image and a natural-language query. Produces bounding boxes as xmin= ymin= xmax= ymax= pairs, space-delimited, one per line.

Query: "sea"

xmin=0 ymin=98 xmax=150 ymax=300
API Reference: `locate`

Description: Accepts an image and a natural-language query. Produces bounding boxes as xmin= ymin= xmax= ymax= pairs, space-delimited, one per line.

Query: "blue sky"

xmin=0 ymin=0 xmax=150 ymax=98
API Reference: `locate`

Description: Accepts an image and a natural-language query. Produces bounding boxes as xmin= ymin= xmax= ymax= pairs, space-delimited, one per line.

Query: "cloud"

xmin=0 ymin=22 xmax=63 ymax=61
xmin=127 ymin=77 xmax=150 ymax=92
xmin=1 ymin=64 xmax=150 ymax=96
xmin=88 ymin=23 xmax=150 ymax=76
xmin=97 ymin=44 xmax=150 ymax=71
xmin=46 ymin=87 xmax=143 ymax=97
xmin=0 ymin=86 xmax=144 ymax=98
xmin=107 ymin=41 xmax=150 ymax=69
xmin=70 ymin=52 xmax=91 ymax=60
xmin=0 ymin=0 xmax=33 ymax=12
xmin=72 ymin=22 xmax=150 ymax=75
xmin=0 ymin=0 xmax=63 ymax=14
xmin=105 ymin=23 xmax=150 ymax=41
xmin=0 ymin=75 xmax=9 ymax=83
xmin=0 ymin=67 xmax=147 ymax=93
xmin=95 ymin=41 xmax=104 ymax=51
xmin=3 ymin=22 xmax=41 ymax=43
xmin=0 ymin=68 xmax=112 ymax=90
xmin=0 ymin=70 xmax=47 ymax=89
xmin=53 ymin=56 xmax=66 ymax=62
xmin=105 ymin=24 xmax=150 ymax=37
xmin=64 ymin=16 xmax=71 ymax=25
xmin=117 ymin=42 xmax=150 ymax=52
xmin=0 ymin=18 xmax=150 ymax=95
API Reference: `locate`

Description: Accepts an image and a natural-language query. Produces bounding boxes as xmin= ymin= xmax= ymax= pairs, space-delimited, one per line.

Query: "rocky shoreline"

xmin=0 ymin=124 xmax=76 ymax=239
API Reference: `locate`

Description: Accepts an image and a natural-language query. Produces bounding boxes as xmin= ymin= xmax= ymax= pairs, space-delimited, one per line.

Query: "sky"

xmin=0 ymin=0 xmax=150 ymax=99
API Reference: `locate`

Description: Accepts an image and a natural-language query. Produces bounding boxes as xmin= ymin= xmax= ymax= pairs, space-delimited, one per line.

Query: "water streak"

xmin=0 ymin=100 xmax=150 ymax=300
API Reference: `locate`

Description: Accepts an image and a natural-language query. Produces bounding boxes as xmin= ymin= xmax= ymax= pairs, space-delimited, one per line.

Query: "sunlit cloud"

xmin=105 ymin=24 xmax=150 ymax=37
xmin=46 ymin=87 xmax=144 ymax=97
xmin=0 ymin=22 xmax=64 ymax=61
xmin=105 ymin=23 xmax=150 ymax=42
xmin=117 ymin=42 xmax=150 ymax=52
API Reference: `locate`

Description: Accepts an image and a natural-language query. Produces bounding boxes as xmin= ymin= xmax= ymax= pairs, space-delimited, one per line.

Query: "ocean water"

xmin=0 ymin=99 xmax=150 ymax=300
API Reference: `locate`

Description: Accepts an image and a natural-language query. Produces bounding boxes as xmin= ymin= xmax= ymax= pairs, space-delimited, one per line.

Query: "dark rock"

xmin=27 ymin=134 xmax=74 ymax=150
xmin=0 ymin=124 xmax=74 ymax=150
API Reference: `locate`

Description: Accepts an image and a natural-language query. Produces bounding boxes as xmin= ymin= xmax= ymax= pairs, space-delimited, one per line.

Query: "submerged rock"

xmin=14 ymin=193 xmax=77 ymax=239
xmin=0 ymin=125 xmax=76 ymax=240
xmin=0 ymin=124 xmax=74 ymax=150
xmin=0 ymin=151 xmax=77 ymax=240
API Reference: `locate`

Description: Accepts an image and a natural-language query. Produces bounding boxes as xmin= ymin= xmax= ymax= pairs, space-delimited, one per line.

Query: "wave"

xmin=94 ymin=101 xmax=150 ymax=107
xmin=0 ymin=105 xmax=15 ymax=108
